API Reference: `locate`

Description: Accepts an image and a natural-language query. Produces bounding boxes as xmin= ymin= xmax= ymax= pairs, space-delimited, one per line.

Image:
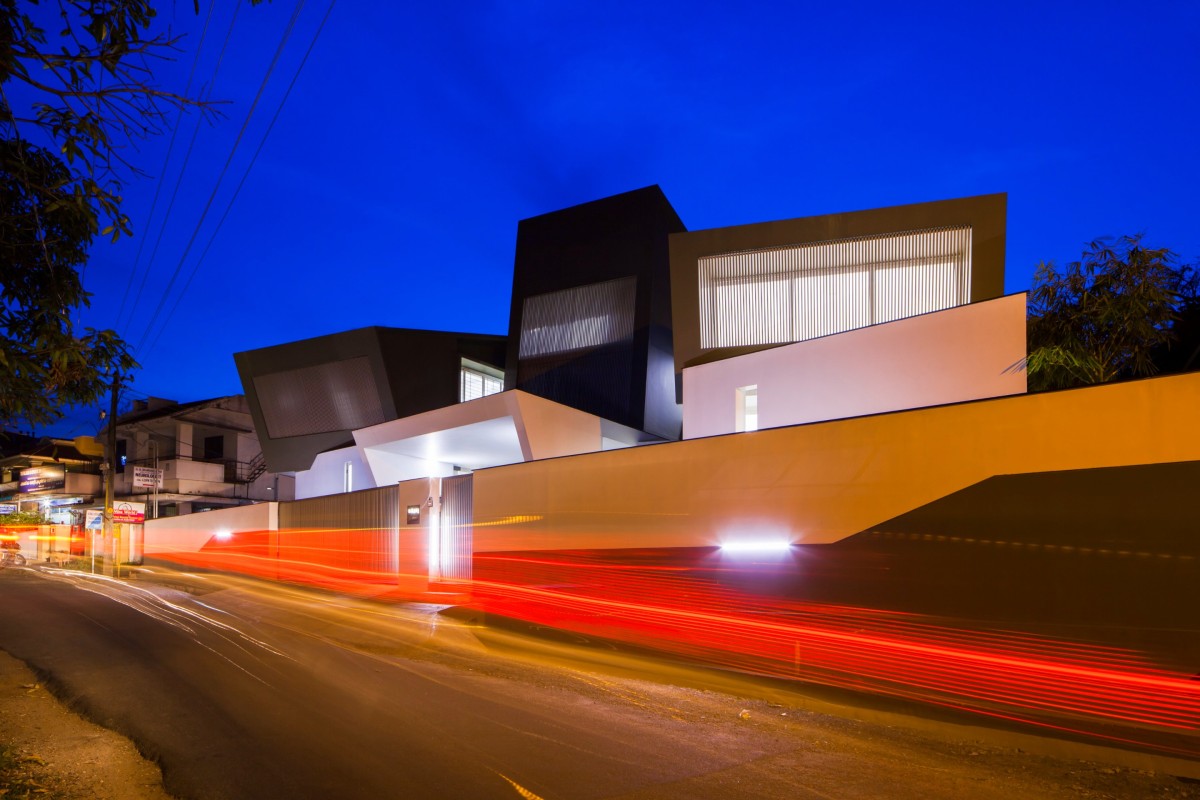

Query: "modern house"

xmin=144 ymin=187 xmax=1061 ymax=581
xmin=229 ymin=187 xmax=1021 ymax=498
xmin=138 ymin=185 xmax=1200 ymax=756
xmin=141 ymin=185 xmax=1194 ymax=596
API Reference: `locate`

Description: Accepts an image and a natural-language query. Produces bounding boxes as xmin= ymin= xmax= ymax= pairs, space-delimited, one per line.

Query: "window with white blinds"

xmin=460 ymin=360 xmax=503 ymax=402
xmin=699 ymin=226 xmax=972 ymax=349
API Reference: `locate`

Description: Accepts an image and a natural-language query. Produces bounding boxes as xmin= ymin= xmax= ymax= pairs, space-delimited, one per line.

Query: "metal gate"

xmin=278 ymin=485 xmax=399 ymax=577
xmin=435 ymin=474 xmax=473 ymax=582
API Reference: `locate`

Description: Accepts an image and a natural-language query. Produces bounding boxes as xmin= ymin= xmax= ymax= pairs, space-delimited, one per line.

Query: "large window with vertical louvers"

xmin=699 ymin=226 xmax=972 ymax=349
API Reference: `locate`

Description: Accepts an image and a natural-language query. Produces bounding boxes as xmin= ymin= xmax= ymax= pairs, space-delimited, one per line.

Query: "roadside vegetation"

xmin=0 ymin=741 xmax=53 ymax=798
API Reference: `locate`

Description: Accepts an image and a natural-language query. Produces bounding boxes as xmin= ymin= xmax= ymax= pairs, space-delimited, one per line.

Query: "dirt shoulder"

xmin=0 ymin=648 xmax=172 ymax=800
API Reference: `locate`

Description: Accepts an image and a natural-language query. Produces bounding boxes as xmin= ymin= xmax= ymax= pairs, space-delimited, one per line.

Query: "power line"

xmin=114 ymin=0 xmax=219 ymax=332
xmin=133 ymin=0 xmax=308 ymax=355
xmin=144 ymin=0 xmax=338 ymax=359
xmin=120 ymin=0 xmax=246 ymax=335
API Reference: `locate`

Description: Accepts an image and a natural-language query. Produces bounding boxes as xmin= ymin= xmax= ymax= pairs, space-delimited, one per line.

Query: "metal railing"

xmin=123 ymin=452 xmax=269 ymax=484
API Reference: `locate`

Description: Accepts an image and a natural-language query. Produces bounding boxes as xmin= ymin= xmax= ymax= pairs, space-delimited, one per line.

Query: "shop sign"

xmin=0 ymin=503 xmax=16 ymax=514
xmin=132 ymin=466 xmax=163 ymax=489
xmin=19 ymin=467 xmax=65 ymax=493
xmin=113 ymin=502 xmax=146 ymax=524
xmin=85 ymin=503 xmax=146 ymax=526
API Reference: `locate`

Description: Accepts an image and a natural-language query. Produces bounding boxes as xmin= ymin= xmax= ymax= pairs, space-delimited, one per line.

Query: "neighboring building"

xmin=111 ymin=395 xmax=293 ymax=517
xmin=0 ymin=433 xmax=102 ymax=523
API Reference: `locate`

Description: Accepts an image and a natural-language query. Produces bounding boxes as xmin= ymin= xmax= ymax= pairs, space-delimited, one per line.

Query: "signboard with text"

xmin=18 ymin=466 xmax=65 ymax=494
xmin=113 ymin=502 xmax=145 ymax=524
xmin=132 ymin=466 xmax=163 ymax=489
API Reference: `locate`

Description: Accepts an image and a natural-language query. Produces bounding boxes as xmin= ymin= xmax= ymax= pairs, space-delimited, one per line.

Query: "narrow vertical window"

xmin=735 ymin=385 xmax=759 ymax=432
xmin=343 ymin=461 xmax=353 ymax=493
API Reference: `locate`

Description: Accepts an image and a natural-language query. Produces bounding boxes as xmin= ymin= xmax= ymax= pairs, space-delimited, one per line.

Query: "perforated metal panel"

xmin=518 ymin=277 xmax=637 ymax=358
xmin=253 ymin=356 xmax=385 ymax=438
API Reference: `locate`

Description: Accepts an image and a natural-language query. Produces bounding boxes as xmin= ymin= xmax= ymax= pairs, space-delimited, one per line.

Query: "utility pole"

xmin=151 ymin=438 xmax=159 ymax=520
xmin=102 ymin=370 xmax=120 ymax=577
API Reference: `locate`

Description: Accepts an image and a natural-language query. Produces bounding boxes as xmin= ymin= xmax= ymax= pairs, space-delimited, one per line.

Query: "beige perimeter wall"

xmin=473 ymin=372 xmax=1200 ymax=551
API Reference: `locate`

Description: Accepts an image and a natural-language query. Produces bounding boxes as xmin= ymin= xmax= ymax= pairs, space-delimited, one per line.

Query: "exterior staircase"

xmin=244 ymin=452 xmax=268 ymax=483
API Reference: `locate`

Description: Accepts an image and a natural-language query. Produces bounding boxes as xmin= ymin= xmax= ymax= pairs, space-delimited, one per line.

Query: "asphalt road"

xmin=0 ymin=565 xmax=1196 ymax=800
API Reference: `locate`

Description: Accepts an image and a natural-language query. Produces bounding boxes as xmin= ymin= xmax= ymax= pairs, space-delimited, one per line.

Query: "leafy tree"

xmin=1 ymin=0 xmax=217 ymax=428
xmin=1 ymin=136 xmax=137 ymax=426
xmin=1026 ymin=234 xmax=1197 ymax=391
xmin=1152 ymin=271 xmax=1200 ymax=375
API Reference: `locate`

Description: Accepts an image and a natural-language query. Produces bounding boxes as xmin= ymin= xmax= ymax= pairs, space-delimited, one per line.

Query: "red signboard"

xmin=113 ymin=502 xmax=145 ymax=524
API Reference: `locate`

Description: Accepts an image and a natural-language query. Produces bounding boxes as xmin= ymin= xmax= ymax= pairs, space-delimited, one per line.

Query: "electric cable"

xmin=133 ymin=0 xmax=307 ymax=355
xmin=143 ymin=0 xmax=338 ymax=360
xmin=120 ymin=0 xmax=245 ymax=335
xmin=114 ymin=0 xmax=218 ymax=332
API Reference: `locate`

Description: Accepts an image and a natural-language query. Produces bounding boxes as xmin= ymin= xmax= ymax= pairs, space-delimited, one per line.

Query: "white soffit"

xmin=364 ymin=418 xmax=523 ymax=471
xmin=353 ymin=392 xmax=529 ymax=484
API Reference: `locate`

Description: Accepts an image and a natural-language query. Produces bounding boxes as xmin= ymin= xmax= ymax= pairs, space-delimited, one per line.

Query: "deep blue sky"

xmin=26 ymin=1 xmax=1200 ymax=436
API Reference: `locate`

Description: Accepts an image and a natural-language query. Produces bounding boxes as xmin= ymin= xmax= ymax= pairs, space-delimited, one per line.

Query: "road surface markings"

xmin=869 ymin=531 xmax=1192 ymax=561
xmin=497 ymin=772 xmax=547 ymax=800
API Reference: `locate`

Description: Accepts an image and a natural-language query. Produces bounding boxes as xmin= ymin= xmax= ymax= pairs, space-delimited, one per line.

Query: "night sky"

xmin=23 ymin=1 xmax=1200 ymax=437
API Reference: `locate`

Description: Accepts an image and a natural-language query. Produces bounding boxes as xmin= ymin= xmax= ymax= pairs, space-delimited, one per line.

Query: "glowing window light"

xmin=460 ymin=359 xmax=503 ymax=402
xmin=735 ymin=385 xmax=758 ymax=432
xmin=214 ymin=529 xmax=233 ymax=542
xmin=699 ymin=225 xmax=972 ymax=349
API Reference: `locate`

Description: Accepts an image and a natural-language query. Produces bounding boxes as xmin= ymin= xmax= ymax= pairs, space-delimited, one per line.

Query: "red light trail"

xmin=145 ymin=532 xmax=1200 ymax=758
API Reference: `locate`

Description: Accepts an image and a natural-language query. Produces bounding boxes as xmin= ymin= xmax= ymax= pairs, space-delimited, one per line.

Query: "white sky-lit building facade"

xmin=232 ymin=188 xmax=1017 ymax=495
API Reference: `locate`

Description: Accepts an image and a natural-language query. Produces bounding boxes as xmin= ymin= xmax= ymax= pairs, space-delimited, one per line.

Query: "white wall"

xmin=683 ymin=294 xmax=1027 ymax=439
xmin=144 ymin=502 xmax=275 ymax=557
xmin=295 ymin=446 xmax=376 ymax=500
